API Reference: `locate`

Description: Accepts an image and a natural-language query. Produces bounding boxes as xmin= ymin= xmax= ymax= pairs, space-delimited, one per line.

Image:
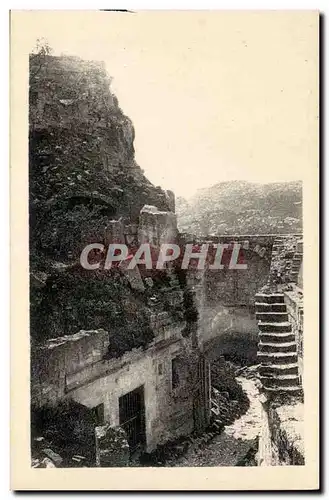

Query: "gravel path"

xmin=171 ymin=377 xmax=262 ymax=467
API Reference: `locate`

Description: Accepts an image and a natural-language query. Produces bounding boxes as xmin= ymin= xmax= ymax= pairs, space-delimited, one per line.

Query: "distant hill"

xmin=176 ymin=180 xmax=302 ymax=236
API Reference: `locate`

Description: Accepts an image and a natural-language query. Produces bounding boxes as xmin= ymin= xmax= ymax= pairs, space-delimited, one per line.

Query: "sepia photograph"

xmin=10 ymin=9 xmax=319 ymax=490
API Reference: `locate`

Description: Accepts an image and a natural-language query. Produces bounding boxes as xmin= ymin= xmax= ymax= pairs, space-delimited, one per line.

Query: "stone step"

xmin=258 ymin=352 xmax=297 ymax=365
xmin=292 ymin=256 xmax=302 ymax=264
xmin=256 ymin=312 xmax=288 ymax=323
xmin=255 ymin=293 xmax=285 ymax=304
xmin=211 ymin=400 xmax=219 ymax=410
xmin=291 ymin=269 xmax=301 ymax=276
xmin=291 ymin=265 xmax=301 ymax=272
xmin=292 ymin=254 xmax=302 ymax=261
xmin=258 ymin=321 xmax=292 ymax=333
xmin=260 ymin=374 xmax=300 ymax=388
xmin=262 ymin=385 xmax=303 ymax=394
xmin=255 ymin=303 xmax=287 ymax=313
xmin=259 ymin=362 xmax=299 ymax=376
xmin=296 ymin=241 xmax=303 ymax=253
xmin=259 ymin=332 xmax=296 ymax=343
xmin=258 ymin=341 xmax=297 ymax=353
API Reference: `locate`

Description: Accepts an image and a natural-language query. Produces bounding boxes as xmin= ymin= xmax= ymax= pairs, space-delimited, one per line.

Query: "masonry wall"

xmin=184 ymin=236 xmax=274 ymax=354
xmin=69 ymin=337 xmax=194 ymax=452
xmin=204 ymin=251 xmax=271 ymax=307
xmin=284 ymin=288 xmax=304 ymax=381
xmin=258 ymin=399 xmax=304 ymax=466
xmin=31 ymin=329 xmax=109 ymax=407
xmin=31 ymin=324 xmax=194 ymax=453
xmin=182 ymin=235 xmax=274 ymax=331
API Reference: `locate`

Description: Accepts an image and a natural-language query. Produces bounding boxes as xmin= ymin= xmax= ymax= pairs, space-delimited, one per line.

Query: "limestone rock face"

xmin=29 ymin=54 xmax=178 ymax=348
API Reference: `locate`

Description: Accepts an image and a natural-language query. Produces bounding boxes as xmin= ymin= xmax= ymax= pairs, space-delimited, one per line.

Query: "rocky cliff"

xmin=29 ymin=54 xmax=172 ymax=264
xmin=29 ymin=54 xmax=186 ymax=352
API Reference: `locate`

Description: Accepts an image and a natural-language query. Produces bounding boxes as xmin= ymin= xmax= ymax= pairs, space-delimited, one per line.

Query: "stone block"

xmin=138 ymin=205 xmax=178 ymax=246
xmin=42 ymin=448 xmax=63 ymax=467
xmin=95 ymin=424 xmax=129 ymax=467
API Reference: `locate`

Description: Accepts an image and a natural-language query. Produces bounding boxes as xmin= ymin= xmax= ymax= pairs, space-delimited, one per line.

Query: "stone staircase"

xmin=255 ymin=292 xmax=302 ymax=395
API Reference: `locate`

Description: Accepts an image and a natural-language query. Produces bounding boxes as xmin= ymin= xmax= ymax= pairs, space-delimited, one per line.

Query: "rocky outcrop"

xmin=29 ymin=54 xmax=171 ymax=265
xmin=29 ymin=54 xmax=193 ymax=351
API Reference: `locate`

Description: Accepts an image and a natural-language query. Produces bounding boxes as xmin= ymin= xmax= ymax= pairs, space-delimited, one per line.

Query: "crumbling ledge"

xmin=259 ymin=395 xmax=304 ymax=466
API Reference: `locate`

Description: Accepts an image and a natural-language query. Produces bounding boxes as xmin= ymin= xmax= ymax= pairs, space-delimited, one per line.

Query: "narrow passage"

xmin=171 ymin=376 xmax=262 ymax=467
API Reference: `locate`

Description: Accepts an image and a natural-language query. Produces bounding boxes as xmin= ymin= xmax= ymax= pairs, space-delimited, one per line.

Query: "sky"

xmin=20 ymin=10 xmax=318 ymax=198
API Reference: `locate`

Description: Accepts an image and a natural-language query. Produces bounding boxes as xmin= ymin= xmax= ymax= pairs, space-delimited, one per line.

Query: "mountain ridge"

xmin=176 ymin=180 xmax=302 ymax=236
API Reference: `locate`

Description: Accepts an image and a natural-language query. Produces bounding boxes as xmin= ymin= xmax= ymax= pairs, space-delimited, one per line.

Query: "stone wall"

xmin=182 ymin=235 xmax=274 ymax=319
xmin=258 ymin=398 xmax=304 ymax=466
xmin=70 ymin=337 xmax=194 ymax=452
xmin=31 ymin=329 xmax=109 ymax=407
xmin=203 ymin=236 xmax=274 ymax=307
xmin=256 ymin=235 xmax=304 ymax=466
xmin=284 ymin=288 xmax=304 ymax=382
xmin=182 ymin=235 xmax=274 ymax=354
xmin=31 ymin=321 xmax=195 ymax=453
